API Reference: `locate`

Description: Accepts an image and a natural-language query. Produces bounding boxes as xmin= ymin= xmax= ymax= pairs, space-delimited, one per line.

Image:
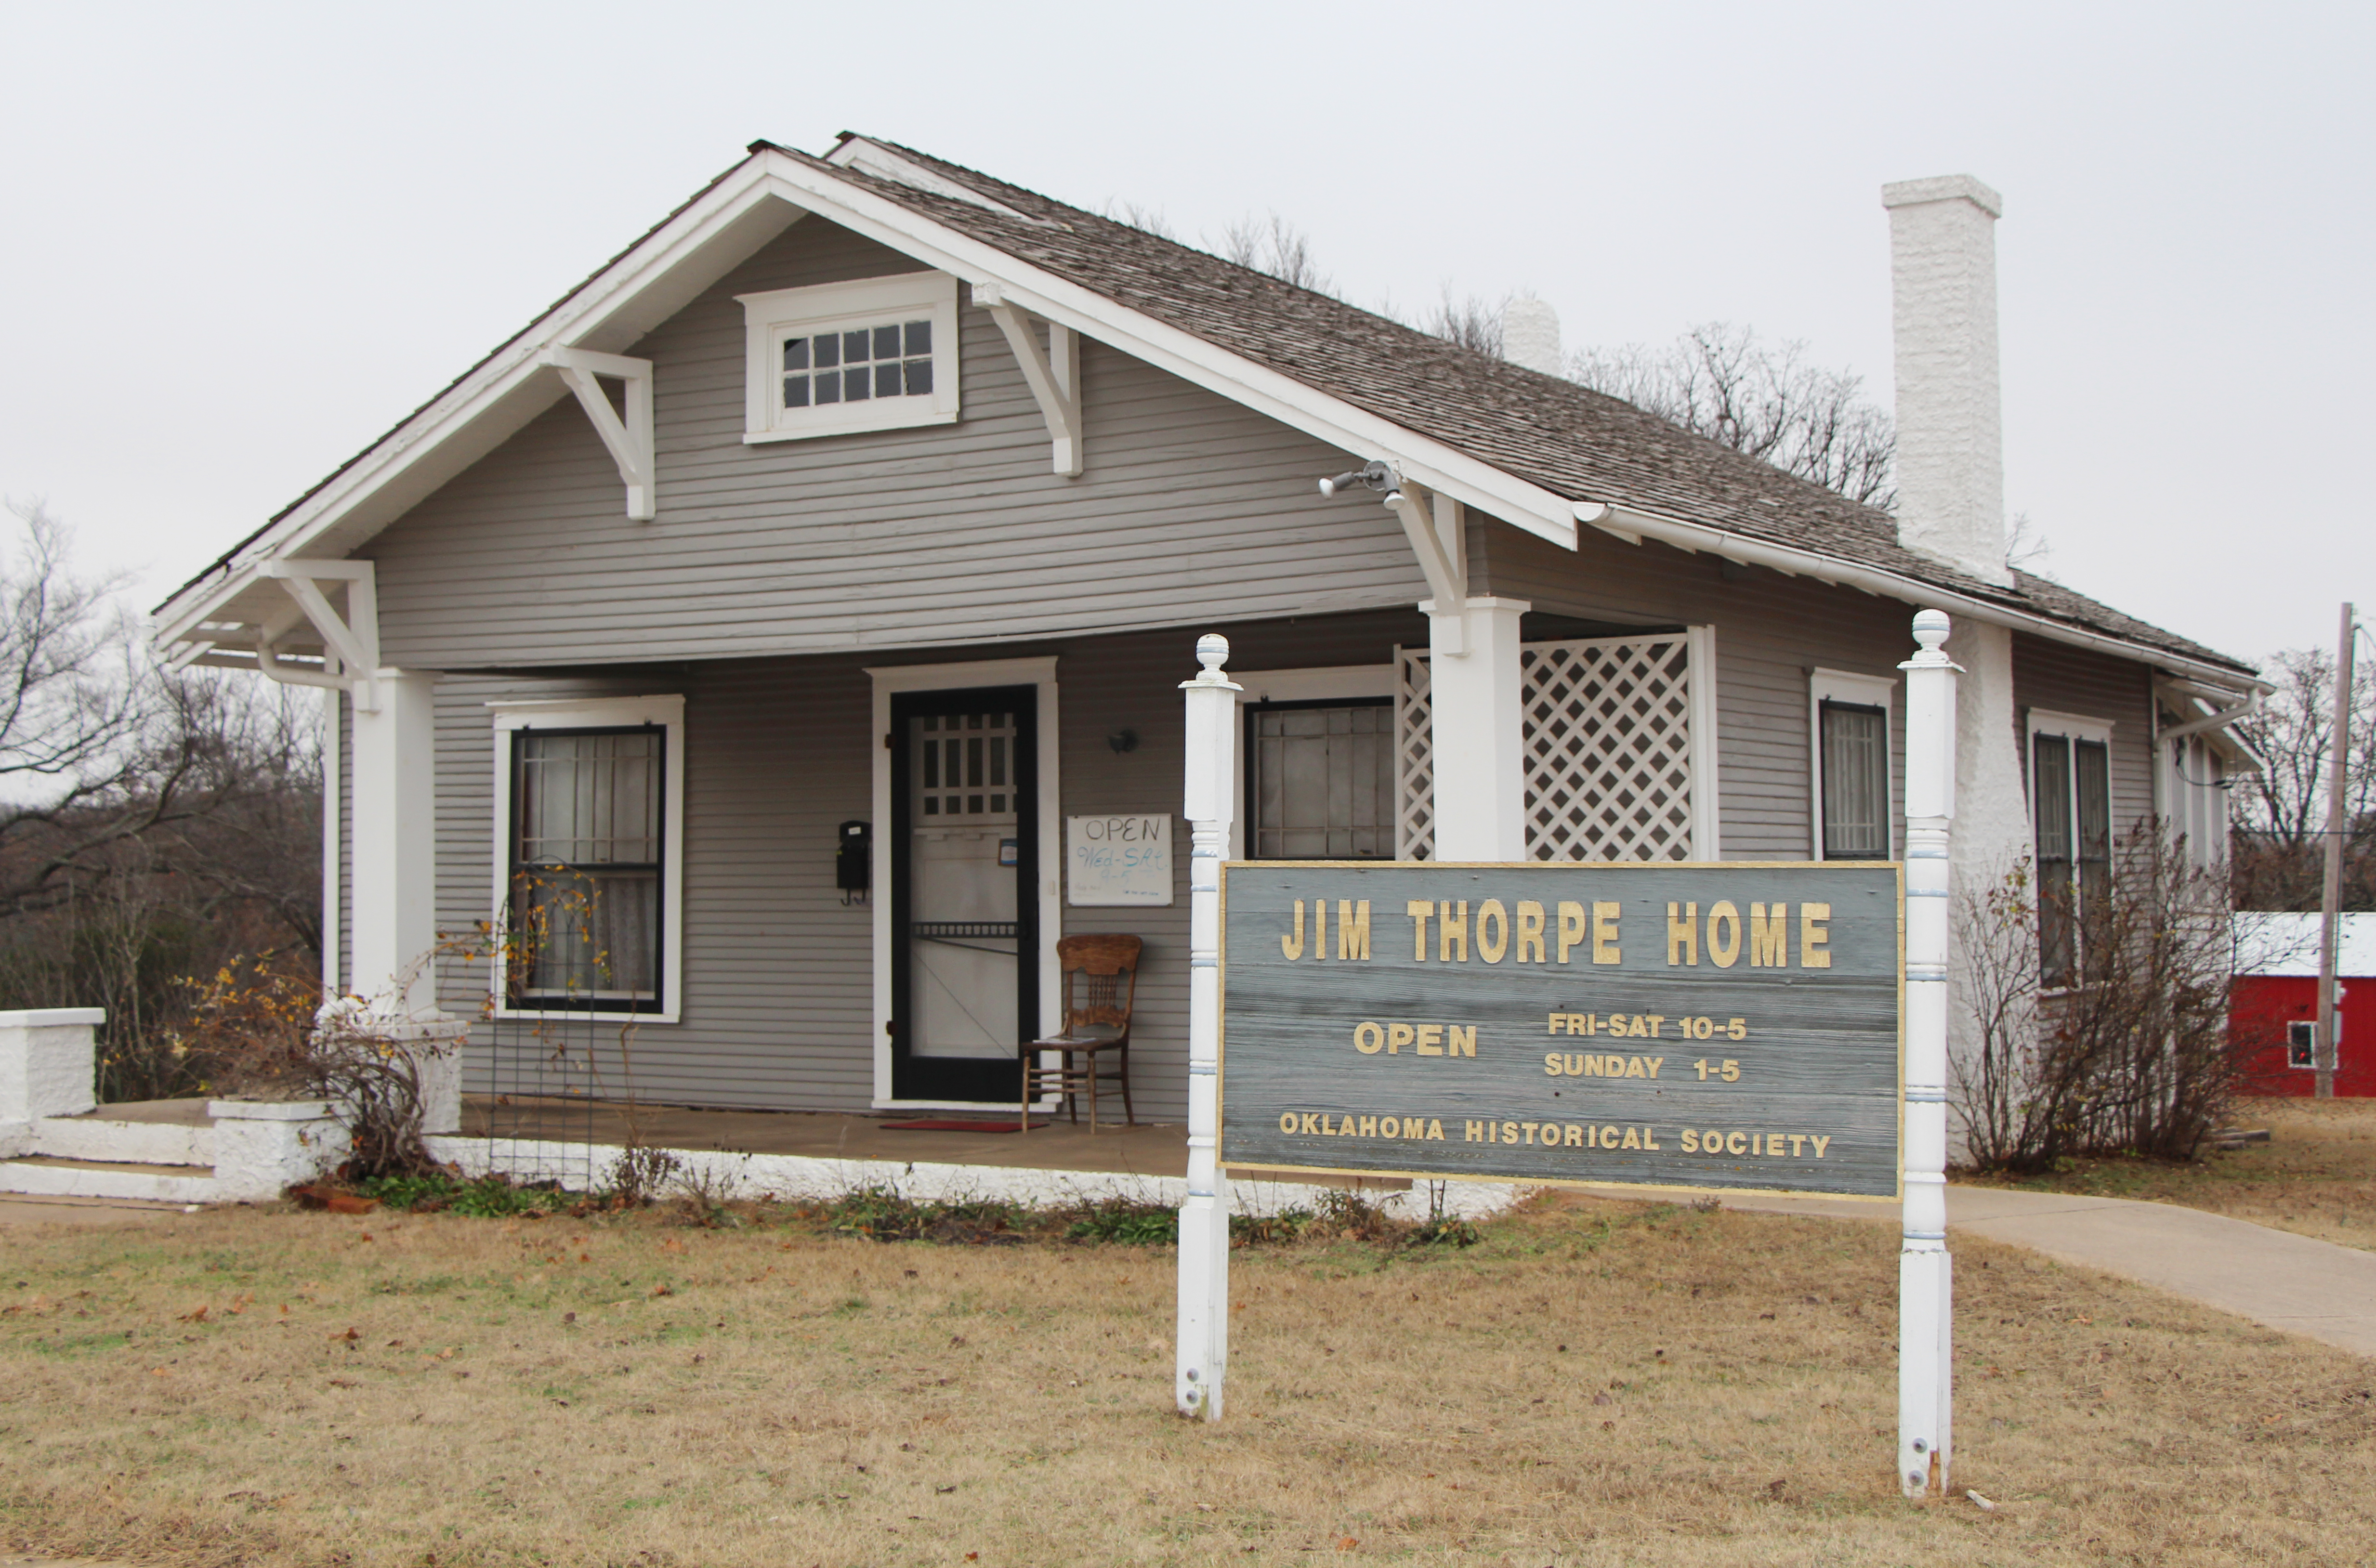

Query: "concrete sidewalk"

xmin=1585 ymin=1183 xmax=2376 ymax=1360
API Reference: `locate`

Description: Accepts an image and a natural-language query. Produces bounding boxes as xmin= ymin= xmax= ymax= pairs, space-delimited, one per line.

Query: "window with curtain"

xmin=2033 ymin=730 xmax=2112 ymax=988
xmin=1819 ymin=700 xmax=1890 ymax=859
xmin=1247 ymin=701 xmax=1396 ymax=859
xmin=510 ymin=727 xmax=665 ymax=1010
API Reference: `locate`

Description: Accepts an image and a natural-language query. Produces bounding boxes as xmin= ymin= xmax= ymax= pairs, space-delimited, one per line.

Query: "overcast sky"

xmin=1 ymin=1 xmax=2366 ymax=666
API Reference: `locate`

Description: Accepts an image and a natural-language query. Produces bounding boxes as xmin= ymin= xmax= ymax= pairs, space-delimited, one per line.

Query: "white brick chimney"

xmin=1883 ymin=175 xmax=2012 ymax=587
xmin=1501 ymin=294 xmax=1562 ymax=377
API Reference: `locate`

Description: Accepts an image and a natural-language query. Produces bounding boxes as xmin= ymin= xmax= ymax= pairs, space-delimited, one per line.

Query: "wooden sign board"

xmin=1219 ymin=862 xmax=1903 ymax=1199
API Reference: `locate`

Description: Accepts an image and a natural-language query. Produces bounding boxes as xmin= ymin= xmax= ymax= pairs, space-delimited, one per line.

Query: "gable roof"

xmin=156 ymin=134 xmax=2257 ymax=687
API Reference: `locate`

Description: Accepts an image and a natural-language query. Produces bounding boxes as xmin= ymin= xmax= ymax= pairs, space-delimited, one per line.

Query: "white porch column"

xmin=1422 ymin=596 xmax=1530 ymax=861
xmin=347 ymin=668 xmax=442 ymax=1017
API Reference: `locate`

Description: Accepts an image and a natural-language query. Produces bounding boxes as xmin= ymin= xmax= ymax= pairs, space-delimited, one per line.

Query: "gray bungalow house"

xmin=153 ymin=140 xmax=2260 ymax=1120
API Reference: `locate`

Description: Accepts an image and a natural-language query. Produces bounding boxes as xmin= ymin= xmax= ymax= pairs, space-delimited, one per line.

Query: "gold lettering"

xmin=1544 ymin=1052 xmax=1564 ymax=1076
xmin=1621 ymin=1126 xmax=1641 ymax=1150
xmin=1750 ymin=1132 xmax=1760 ymax=1155
xmin=1548 ymin=1013 xmax=1567 ymax=1035
xmin=1592 ymin=902 xmax=1622 ymax=965
xmin=1439 ymin=901 xmax=1469 ymax=963
xmin=1680 ymin=1128 xmax=1699 ymax=1152
xmin=1476 ymin=899 xmax=1509 ymax=963
xmin=1811 ymin=1135 xmax=1830 ymax=1158
xmin=1644 ymin=1056 xmax=1664 ymax=1078
xmin=1520 ymin=1122 xmax=1539 ymax=1145
xmin=1339 ymin=900 xmax=1372 ymax=960
xmin=1426 ymin=1119 xmax=1444 ymax=1140
xmin=1602 ymin=1124 xmax=1620 ymax=1147
xmin=1515 ymin=901 xmax=1547 ymax=962
xmin=1313 ymin=897 xmax=1327 ymax=960
xmin=1563 ymin=1123 xmax=1584 ymax=1147
xmin=1501 ymin=1121 xmax=1520 ymax=1144
xmin=1789 ymin=1134 xmax=1806 ymax=1157
xmin=1725 ymin=1130 xmax=1747 ymax=1155
xmin=1416 ymin=1024 xmax=1444 ymax=1056
xmin=1564 ymin=1053 xmax=1586 ymax=1075
xmin=1387 ymin=1022 xmax=1414 ymax=1055
xmin=1407 ymin=901 xmax=1433 ymax=960
xmin=1667 ymin=901 xmax=1698 ymax=966
xmin=1301 ymin=1112 xmax=1323 ymax=1135
xmin=1282 ymin=900 xmax=1306 ymax=960
xmin=1358 ymin=1115 xmax=1378 ymax=1137
xmin=1571 ymin=1013 xmax=1591 ymax=1035
xmin=1624 ymin=1056 xmax=1646 ymax=1079
xmin=1354 ymin=1021 xmax=1385 ymax=1055
xmin=1702 ymin=1126 xmax=1721 ymax=1150
xmin=1557 ymin=901 xmax=1588 ymax=963
xmin=1749 ymin=903 xmax=1788 ymax=967
xmin=1447 ymin=1025 xmax=1476 ymax=1058
xmin=1380 ymin=1116 xmax=1400 ymax=1138
xmin=1465 ymin=1120 xmax=1485 ymax=1143
xmin=1800 ymin=902 xmax=1831 ymax=968
xmin=1765 ymin=1129 xmax=1782 ymax=1155
xmin=1707 ymin=901 xmax=1742 ymax=967
xmin=1278 ymin=1111 xmax=1298 ymax=1134
xmin=1644 ymin=1128 xmax=1661 ymax=1150
xmin=1644 ymin=1015 xmax=1667 ymax=1038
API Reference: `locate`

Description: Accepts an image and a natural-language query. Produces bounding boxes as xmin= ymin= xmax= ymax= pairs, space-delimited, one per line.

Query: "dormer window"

xmin=738 ymin=272 xmax=960 ymax=442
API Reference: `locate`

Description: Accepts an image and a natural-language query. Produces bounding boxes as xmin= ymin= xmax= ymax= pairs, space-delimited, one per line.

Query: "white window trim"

xmin=1232 ymin=665 xmax=1396 ymax=862
xmin=1808 ymin=667 xmax=1897 ymax=861
xmin=737 ymin=272 xmax=960 ymax=444
xmin=866 ymin=656 xmax=1060 ymax=1111
xmin=2026 ymin=708 xmax=2115 ymax=992
xmin=486 ymin=695 xmax=686 ymax=1024
xmin=2288 ymin=1019 xmax=2320 ymax=1070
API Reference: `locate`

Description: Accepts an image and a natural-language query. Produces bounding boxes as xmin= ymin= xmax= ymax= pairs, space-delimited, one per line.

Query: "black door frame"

xmin=888 ymin=685 xmax=1040 ymax=1103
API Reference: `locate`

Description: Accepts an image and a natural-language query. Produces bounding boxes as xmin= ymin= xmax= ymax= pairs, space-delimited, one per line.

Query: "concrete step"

xmin=28 ymin=1115 xmax=213 ymax=1167
xmin=0 ymin=1156 xmax=220 ymax=1204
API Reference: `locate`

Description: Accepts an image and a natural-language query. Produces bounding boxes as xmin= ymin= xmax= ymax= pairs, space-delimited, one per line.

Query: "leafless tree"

xmin=1097 ymin=199 xmax=1177 ymax=241
xmin=2230 ymin=641 xmax=2376 ymax=911
xmin=1218 ymin=213 xmax=1333 ymax=294
xmin=1421 ymin=285 xmax=1508 ymax=356
xmin=1570 ymin=323 xmax=1897 ymax=509
xmin=0 ymin=504 xmax=324 ymax=1098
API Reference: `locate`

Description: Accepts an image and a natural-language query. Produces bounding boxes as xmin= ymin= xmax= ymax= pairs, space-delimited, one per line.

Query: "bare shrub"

xmin=1956 ymin=825 xmax=2245 ymax=1172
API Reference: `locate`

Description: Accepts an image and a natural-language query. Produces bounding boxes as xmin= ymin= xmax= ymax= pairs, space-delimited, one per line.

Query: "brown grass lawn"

xmin=1971 ymin=1098 xmax=2376 ymax=1253
xmin=2 ymin=1193 xmax=2372 ymax=1568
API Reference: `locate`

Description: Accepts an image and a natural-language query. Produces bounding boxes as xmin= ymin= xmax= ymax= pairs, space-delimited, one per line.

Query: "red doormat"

xmin=878 ymin=1118 xmax=1046 ymax=1134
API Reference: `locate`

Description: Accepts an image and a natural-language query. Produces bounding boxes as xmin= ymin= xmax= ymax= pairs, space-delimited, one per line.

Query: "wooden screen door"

xmin=889 ymin=686 xmax=1040 ymax=1102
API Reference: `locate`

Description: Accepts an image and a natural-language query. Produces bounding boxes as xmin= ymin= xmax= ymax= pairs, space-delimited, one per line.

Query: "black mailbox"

xmin=836 ymin=820 xmax=872 ymax=903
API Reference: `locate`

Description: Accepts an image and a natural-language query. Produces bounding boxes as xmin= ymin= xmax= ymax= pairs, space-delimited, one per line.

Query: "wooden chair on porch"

xmin=1021 ymin=933 xmax=1142 ymax=1132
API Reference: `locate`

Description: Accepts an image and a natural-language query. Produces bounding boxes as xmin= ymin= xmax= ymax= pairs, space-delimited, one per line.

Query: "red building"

xmin=2231 ymin=913 xmax=2375 ymax=1097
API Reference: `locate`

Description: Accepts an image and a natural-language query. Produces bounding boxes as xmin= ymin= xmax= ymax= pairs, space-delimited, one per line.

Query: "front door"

xmin=890 ymin=687 xmax=1039 ymax=1102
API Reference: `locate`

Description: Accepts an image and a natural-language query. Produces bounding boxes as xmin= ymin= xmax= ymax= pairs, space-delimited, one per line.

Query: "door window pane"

xmin=1249 ymin=701 xmax=1394 ymax=859
xmin=1819 ymin=701 xmax=1888 ymax=859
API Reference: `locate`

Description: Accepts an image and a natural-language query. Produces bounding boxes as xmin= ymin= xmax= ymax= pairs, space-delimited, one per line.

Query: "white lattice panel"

xmin=1394 ymin=648 xmax=1433 ymax=859
xmin=1398 ymin=634 xmax=1701 ymax=862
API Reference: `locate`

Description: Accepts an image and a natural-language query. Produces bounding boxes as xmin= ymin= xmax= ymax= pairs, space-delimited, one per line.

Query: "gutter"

xmin=1591 ymin=502 xmax=2269 ymax=697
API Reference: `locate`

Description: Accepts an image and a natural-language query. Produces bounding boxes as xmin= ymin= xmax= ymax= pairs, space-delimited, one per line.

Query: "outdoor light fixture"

xmin=1107 ymin=728 xmax=1140 ymax=755
xmin=1316 ymin=459 xmax=1394 ymax=497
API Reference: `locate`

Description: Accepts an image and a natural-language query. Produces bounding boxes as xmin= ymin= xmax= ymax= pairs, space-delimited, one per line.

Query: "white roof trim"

xmin=823 ymin=136 xmax=1039 ymax=223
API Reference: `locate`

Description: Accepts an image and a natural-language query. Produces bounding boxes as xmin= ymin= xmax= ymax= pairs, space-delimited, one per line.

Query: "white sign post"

xmin=1898 ymin=608 xmax=1959 ymax=1497
xmin=1176 ymin=634 xmax=1239 ymax=1420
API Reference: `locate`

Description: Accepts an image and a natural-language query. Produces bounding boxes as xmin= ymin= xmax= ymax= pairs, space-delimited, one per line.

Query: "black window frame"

xmin=505 ymin=721 xmax=668 ymax=1015
xmin=1242 ymin=695 xmax=1399 ymax=861
xmin=1817 ymin=698 xmax=1892 ymax=861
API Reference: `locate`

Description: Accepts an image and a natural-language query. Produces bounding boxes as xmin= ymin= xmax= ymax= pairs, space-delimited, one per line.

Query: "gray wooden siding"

xmin=2011 ymin=632 xmax=2157 ymax=840
xmin=1478 ymin=522 xmax=1919 ymax=860
xmin=363 ymin=217 xmax=1428 ymax=670
xmin=427 ymin=612 xmax=1431 ymax=1120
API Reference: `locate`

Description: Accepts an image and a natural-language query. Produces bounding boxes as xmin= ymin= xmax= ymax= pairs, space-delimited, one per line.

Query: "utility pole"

xmin=2315 ymin=601 xmax=2355 ymax=1099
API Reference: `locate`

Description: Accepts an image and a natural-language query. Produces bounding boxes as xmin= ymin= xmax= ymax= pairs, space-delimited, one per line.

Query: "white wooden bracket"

xmin=259 ymin=558 xmax=381 ymax=711
xmin=541 ymin=348 xmax=656 ymax=520
xmin=972 ymin=282 xmax=1082 ymax=476
xmin=1386 ymin=481 xmax=1470 ymax=654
